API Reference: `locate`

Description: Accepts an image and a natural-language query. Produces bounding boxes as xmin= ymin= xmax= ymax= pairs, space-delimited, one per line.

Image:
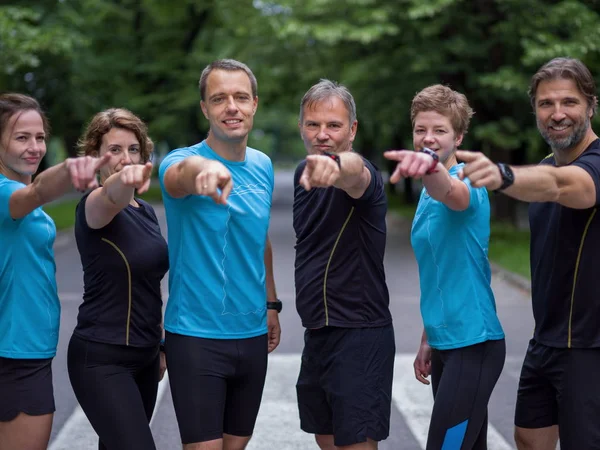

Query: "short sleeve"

xmin=356 ymin=158 xmax=385 ymax=204
xmin=0 ymin=179 xmax=23 ymax=223
xmin=158 ymin=147 xmax=198 ymax=198
xmin=572 ymin=147 xmax=600 ymax=206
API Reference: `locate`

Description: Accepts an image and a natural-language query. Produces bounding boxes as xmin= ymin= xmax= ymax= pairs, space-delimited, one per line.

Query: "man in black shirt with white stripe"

xmin=293 ymin=79 xmax=394 ymax=450
xmin=458 ymin=57 xmax=600 ymax=450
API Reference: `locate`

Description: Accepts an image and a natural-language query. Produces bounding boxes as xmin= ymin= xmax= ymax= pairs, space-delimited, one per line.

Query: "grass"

xmin=387 ymin=194 xmax=531 ymax=279
xmin=43 ymin=181 xmax=164 ymax=231
xmin=43 ymin=199 xmax=79 ymax=231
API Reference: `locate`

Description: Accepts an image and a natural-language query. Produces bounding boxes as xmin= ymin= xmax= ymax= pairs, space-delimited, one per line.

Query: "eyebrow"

xmin=209 ymin=91 xmax=251 ymax=99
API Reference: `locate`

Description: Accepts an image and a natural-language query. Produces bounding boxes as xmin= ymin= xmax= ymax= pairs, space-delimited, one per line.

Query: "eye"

xmin=16 ymin=136 xmax=27 ymax=142
xmin=329 ymin=124 xmax=342 ymax=129
xmin=414 ymin=129 xmax=425 ymax=134
xmin=236 ymin=95 xmax=250 ymax=102
xmin=538 ymin=100 xmax=551 ymax=107
xmin=110 ymin=147 xmax=121 ymax=154
xmin=212 ymin=97 xmax=224 ymax=104
xmin=36 ymin=136 xmax=45 ymax=142
xmin=129 ymin=147 xmax=140 ymax=153
xmin=435 ymin=129 xmax=447 ymax=134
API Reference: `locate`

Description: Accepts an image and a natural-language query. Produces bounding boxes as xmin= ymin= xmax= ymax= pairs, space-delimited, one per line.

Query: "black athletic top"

xmin=74 ymin=192 xmax=169 ymax=347
xmin=293 ymin=157 xmax=392 ymax=329
xmin=529 ymin=139 xmax=600 ymax=348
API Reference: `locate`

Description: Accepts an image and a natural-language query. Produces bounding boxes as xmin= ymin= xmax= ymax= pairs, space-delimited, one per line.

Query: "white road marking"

xmin=393 ymin=355 xmax=514 ymax=450
xmin=49 ymin=373 xmax=170 ymax=450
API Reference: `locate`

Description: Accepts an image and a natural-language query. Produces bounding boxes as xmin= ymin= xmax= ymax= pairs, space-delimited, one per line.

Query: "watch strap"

xmin=420 ymin=148 xmax=439 ymax=174
xmin=322 ymin=151 xmax=342 ymax=170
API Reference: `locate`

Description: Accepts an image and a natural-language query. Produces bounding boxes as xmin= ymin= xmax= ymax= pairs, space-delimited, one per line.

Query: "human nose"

xmin=121 ymin=151 xmax=132 ymax=165
xmin=316 ymin=126 xmax=329 ymax=141
xmin=225 ymin=97 xmax=238 ymax=113
xmin=550 ymin=106 xmax=567 ymax=122
xmin=423 ymin=131 xmax=436 ymax=145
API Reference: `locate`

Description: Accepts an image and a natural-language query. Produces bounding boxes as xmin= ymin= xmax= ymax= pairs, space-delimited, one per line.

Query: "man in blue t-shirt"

xmin=459 ymin=57 xmax=600 ymax=449
xmin=293 ymin=79 xmax=394 ymax=450
xmin=158 ymin=59 xmax=281 ymax=450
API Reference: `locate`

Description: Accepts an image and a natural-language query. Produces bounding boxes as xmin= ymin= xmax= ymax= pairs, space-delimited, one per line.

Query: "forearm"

xmin=264 ymin=238 xmax=278 ymax=302
xmin=504 ymin=165 xmax=595 ymax=208
xmin=168 ymin=156 xmax=207 ymax=196
xmin=422 ymin=163 xmax=469 ymax=211
xmin=335 ymin=152 xmax=365 ymax=188
xmin=100 ymin=172 xmax=136 ymax=209
xmin=31 ymin=161 xmax=75 ymax=206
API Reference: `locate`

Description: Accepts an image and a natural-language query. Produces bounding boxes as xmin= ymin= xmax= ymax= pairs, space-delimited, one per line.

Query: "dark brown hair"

xmin=78 ymin=108 xmax=153 ymax=162
xmin=529 ymin=57 xmax=598 ymax=116
xmin=0 ymin=93 xmax=50 ymax=144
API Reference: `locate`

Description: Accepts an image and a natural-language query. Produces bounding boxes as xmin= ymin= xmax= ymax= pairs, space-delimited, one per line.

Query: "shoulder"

xmin=0 ymin=176 xmax=23 ymax=193
xmin=246 ymin=146 xmax=273 ymax=167
xmin=159 ymin=143 xmax=204 ymax=176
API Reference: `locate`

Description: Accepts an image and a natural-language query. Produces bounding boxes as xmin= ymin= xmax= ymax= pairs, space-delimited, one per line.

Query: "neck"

xmin=553 ymin=129 xmax=599 ymax=166
xmin=443 ymin=153 xmax=458 ymax=171
xmin=0 ymin=166 xmax=31 ymax=185
xmin=205 ymin=134 xmax=247 ymax=162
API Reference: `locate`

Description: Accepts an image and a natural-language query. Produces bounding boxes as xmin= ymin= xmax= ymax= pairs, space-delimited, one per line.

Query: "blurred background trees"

xmin=3 ymin=0 xmax=600 ymax=224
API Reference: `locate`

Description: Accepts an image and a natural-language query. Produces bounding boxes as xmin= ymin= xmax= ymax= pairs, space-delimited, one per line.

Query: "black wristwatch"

xmin=267 ymin=299 xmax=283 ymax=313
xmin=496 ymin=163 xmax=515 ymax=191
xmin=322 ymin=151 xmax=342 ymax=170
xmin=420 ymin=147 xmax=440 ymax=174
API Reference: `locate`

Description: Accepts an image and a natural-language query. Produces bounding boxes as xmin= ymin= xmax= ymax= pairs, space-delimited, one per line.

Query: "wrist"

xmin=496 ymin=163 xmax=515 ymax=191
xmin=419 ymin=148 xmax=439 ymax=174
xmin=267 ymin=299 xmax=282 ymax=313
xmin=322 ymin=151 xmax=342 ymax=170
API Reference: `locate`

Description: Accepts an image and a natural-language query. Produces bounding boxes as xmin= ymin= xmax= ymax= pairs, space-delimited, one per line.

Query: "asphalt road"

xmin=47 ymin=171 xmax=538 ymax=449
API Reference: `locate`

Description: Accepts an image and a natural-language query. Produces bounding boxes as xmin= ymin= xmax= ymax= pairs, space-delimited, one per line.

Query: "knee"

xmin=315 ymin=434 xmax=336 ymax=450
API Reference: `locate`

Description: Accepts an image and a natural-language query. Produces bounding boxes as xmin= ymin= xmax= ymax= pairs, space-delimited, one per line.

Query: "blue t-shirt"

xmin=410 ymin=164 xmax=504 ymax=350
xmin=159 ymin=141 xmax=274 ymax=339
xmin=0 ymin=175 xmax=60 ymax=358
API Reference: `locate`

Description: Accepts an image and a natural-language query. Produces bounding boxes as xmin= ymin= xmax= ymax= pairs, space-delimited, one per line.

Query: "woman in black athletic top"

xmin=67 ymin=108 xmax=169 ymax=450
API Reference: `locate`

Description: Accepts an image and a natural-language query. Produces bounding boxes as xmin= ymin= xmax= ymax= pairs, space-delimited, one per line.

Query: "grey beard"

xmin=539 ymin=117 xmax=589 ymax=152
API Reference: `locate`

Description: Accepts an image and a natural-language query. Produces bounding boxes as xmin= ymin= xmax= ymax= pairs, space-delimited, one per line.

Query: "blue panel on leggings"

xmin=441 ymin=419 xmax=468 ymax=449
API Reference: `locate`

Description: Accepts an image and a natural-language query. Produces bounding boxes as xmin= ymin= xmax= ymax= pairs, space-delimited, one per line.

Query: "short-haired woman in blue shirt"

xmin=385 ymin=85 xmax=505 ymax=450
xmin=0 ymin=93 xmax=108 ymax=450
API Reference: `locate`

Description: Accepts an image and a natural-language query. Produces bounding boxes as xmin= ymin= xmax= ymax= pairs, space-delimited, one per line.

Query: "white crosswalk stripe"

xmin=49 ymin=354 xmax=519 ymax=450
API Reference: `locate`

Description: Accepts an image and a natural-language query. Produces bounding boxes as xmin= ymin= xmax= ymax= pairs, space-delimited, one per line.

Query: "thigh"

xmin=67 ymin=335 xmax=156 ymax=450
xmin=0 ymin=412 xmax=53 ymax=450
xmin=0 ymin=357 xmax=55 ymax=422
xmin=135 ymin=351 xmax=160 ymax=421
xmin=426 ymin=339 xmax=505 ymax=450
xmin=326 ymin=325 xmax=396 ymax=448
xmin=514 ymin=340 xmax=558 ymax=430
xmin=296 ymin=329 xmax=333 ymax=436
xmin=558 ymin=348 xmax=600 ymax=448
xmin=224 ymin=334 xmax=268 ymax=437
xmin=165 ymin=332 xmax=233 ymax=444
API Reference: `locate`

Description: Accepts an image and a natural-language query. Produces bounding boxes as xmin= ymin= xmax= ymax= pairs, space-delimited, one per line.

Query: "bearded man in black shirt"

xmin=458 ymin=57 xmax=600 ymax=450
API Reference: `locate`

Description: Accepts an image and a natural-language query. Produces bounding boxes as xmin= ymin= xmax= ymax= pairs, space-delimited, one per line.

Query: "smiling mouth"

xmin=223 ymin=119 xmax=242 ymax=125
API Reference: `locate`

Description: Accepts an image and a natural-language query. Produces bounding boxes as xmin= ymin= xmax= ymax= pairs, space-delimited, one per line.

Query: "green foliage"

xmin=43 ymin=199 xmax=78 ymax=231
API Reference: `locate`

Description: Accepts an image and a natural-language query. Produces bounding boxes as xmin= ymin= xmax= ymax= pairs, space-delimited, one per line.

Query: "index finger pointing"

xmin=455 ymin=150 xmax=479 ymax=163
xmin=383 ymin=150 xmax=409 ymax=162
xmin=94 ymin=153 xmax=112 ymax=170
xmin=220 ymin=177 xmax=233 ymax=204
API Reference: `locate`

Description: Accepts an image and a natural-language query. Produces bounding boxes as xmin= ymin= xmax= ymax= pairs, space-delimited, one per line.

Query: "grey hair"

xmin=198 ymin=59 xmax=258 ymax=101
xmin=299 ymin=79 xmax=357 ymax=124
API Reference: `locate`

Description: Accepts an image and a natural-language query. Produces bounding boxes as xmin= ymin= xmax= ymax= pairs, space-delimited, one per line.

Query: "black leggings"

xmin=427 ymin=339 xmax=506 ymax=450
xmin=67 ymin=334 xmax=160 ymax=450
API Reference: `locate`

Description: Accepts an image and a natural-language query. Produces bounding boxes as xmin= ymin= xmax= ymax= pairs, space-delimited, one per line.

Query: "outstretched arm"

xmin=9 ymin=154 xmax=110 ymax=219
xmin=85 ymin=162 xmax=153 ymax=229
xmin=456 ymin=150 xmax=596 ymax=209
xmin=162 ymin=156 xmax=233 ymax=203
xmin=299 ymin=151 xmax=371 ymax=199
xmin=384 ymin=150 xmax=470 ymax=211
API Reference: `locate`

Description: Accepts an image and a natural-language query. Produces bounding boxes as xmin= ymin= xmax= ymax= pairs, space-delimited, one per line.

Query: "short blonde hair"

xmin=78 ymin=108 xmax=153 ymax=162
xmin=410 ymin=84 xmax=474 ymax=135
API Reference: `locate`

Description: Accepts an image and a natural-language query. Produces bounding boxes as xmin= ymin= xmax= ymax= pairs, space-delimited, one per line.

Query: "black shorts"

xmin=296 ymin=325 xmax=395 ymax=447
xmin=515 ymin=339 xmax=600 ymax=447
xmin=0 ymin=357 xmax=55 ymax=422
xmin=165 ymin=332 xmax=268 ymax=444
